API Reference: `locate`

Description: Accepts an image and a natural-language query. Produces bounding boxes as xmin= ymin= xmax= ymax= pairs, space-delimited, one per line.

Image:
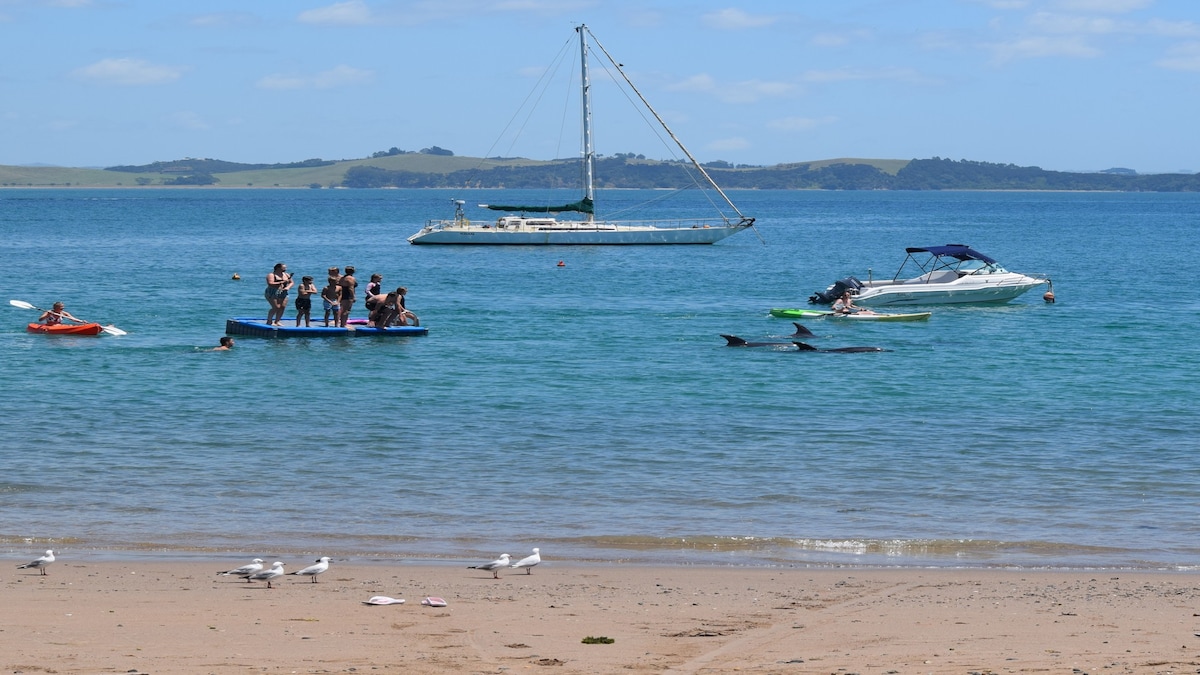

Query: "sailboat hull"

xmin=408 ymin=223 xmax=750 ymax=245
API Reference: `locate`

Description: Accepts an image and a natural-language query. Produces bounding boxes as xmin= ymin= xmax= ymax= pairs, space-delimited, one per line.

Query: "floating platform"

xmin=225 ymin=318 xmax=428 ymax=338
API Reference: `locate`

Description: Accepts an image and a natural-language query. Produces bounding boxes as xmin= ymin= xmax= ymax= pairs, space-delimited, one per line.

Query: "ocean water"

xmin=1 ymin=187 xmax=1198 ymax=569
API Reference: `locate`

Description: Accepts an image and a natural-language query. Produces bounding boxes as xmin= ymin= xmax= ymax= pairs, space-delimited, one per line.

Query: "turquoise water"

xmin=2 ymin=188 xmax=1198 ymax=569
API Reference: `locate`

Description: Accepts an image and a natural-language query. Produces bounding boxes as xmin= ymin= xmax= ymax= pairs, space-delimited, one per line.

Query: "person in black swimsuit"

xmin=337 ymin=266 xmax=357 ymax=328
xmin=294 ymin=276 xmax=317 ymax=327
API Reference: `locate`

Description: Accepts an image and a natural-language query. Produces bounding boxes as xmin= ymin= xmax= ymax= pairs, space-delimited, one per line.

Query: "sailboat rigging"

xmin=407 ymin=24 xmax=757 ymax=245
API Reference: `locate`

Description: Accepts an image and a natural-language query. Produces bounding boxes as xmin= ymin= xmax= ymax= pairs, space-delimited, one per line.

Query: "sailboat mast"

xmin=582 ymin=26 xmax=751 ymax=223
xmin=578 ymin=25 xmax=596 ymax=223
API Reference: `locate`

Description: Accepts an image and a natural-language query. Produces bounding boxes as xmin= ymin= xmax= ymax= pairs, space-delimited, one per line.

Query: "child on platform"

xmin=294 ymin=276 xmax=317 ymax=327
xmin=321 ymin=272 xmax=341 ymax=327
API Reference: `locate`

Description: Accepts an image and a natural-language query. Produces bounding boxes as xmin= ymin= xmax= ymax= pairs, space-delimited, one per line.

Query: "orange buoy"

xmin=1043 ymin=291 xmax=1055 ymax=303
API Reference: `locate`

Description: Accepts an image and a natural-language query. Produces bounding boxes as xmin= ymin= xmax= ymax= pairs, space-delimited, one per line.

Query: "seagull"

xmin=218 ymin=558 xmax=264 ymax=582
xmin=468 ymin=553 xmax=510 ymax=579
xmin=289 ymin=556 xmax=331 ymax=583
xmin=247 ymin=561 xmax=286 ymax=588
xmin=510 ymin=548 xmax=541 ymax=575
xmin=17 ymin=549 xmax=55 ymax=575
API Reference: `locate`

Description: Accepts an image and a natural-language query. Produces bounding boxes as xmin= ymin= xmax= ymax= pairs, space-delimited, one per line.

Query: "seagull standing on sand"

xmin=289 ymin=556 xmax=331 ymax=583
xmin=17 ymin=549 xmax=55 ymax=575
xmin=218 ymin=558 xmax=264 ymax=582
xmin=510 ymin=548 xmax=541 ymax=574
xmin=468 ymin=553 xmax=510 ymax=579
xmin=247 ymin=561 xmax=286 ymax=588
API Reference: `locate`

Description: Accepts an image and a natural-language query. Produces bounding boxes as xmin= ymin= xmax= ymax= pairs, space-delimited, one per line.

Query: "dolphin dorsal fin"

xmin=793 ymin=341 xmax=818 ymax=351
xmin=721 ymin=334 xmax=748 ymax=346
xmin=791 ymin=322 xmax=815 ymax=337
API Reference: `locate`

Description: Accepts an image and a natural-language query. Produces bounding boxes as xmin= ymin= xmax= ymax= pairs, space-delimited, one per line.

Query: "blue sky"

xmin=2 ymin=0 xmax=1197 ymax=172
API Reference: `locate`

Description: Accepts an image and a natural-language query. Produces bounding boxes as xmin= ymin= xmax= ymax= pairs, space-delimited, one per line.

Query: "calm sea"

xmin=1 ymin=188 xmax=1198 ymax=569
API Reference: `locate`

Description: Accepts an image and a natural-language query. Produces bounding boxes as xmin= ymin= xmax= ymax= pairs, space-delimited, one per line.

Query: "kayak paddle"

xmin=9 ymin=299 xmax=128 ymax=336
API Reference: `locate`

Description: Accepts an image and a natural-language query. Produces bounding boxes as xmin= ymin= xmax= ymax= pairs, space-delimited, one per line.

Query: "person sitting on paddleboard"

xmin=832 ymin=290 xmax=860 ymax=314
xmin=39 ymin=302 xmax=79 ymax=325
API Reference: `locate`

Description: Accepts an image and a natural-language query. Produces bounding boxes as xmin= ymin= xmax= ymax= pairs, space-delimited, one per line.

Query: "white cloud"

xmin=668 ymin=74 xmax=793 ymax=103
xmin=493 ymin=0 xmax=593 ymax=12
xmin=811 ymin=29 xmax=872 ymax=48
xmin=801 ymin=66 xmax=936 ymax=86
xmin=72 ymin=58 xmax=183 ymax=86
xmin=1028 ymin=11 xmax=1119 ymax=34
xmin=189 ymin=12 xmax=261 ymax=29
xmin=171 ymin=111 xmax=210 ymax=131
xmin=256 ymin=74 xmax=307 ymax=90
xmin=707 ymin=137 xmax=749 ymax=152
xmin=700 ymin=8 xmax=775 ymax=30
xmin=670 ymin=74 xmax=718 ymax=93
xmin=1156 ymin=42 xmax=1200 ymax=71
xmin=988 ymin=35 xmax=1102 ymax=61
xmin=1050 ymin=0 xmax=1151 ymax=12
xmin=970 ymin=0 xmax=1032 ymax=8
xmin=298 ymin=0 xmax=373 ymax=26
xmin=768 ymin=116 xmax=838 ymax=132
xmin=257 ymin=65 xmax=374 ymax=90
xmin=1143 ymin=19 xmax=1200 ymax=38
xmin=312 ymin=65 xmax=373 ymax=88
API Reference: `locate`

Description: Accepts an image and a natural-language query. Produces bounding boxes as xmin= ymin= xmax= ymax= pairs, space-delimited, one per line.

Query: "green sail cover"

xmin=484 ymin=197 xmax=594 ymax=215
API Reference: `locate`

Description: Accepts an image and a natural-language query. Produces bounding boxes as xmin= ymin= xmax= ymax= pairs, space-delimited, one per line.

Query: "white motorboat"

xmin=407 ymin=25 xmax=756 ymax=246
xmin=809 ymin=245 xmax=1051 ymax=307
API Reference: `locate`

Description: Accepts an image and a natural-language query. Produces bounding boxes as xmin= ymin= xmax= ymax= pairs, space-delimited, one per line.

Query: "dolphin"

xmin=721 ymin=335 xmax=796 ymax=348
xmin=790 ymin=322 xmax=816 ymax=338
xmin=793 ymin=341 xmax=890 ymax=353
xmin=722 ymin=322 xmax=815 ymax=347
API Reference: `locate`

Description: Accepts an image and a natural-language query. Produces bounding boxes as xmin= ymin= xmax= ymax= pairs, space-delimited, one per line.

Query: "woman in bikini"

xmin=264 ymin=262 xmax=293 ymax=326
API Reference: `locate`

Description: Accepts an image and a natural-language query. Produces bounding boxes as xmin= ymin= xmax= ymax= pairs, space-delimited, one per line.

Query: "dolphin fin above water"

xmin=793 ymin=341 xmax=889 ymax=353
xmin=722 ymin=334 xmax=795 ymax=348
xmin=790 ymin=322 xmax=815 ymax=338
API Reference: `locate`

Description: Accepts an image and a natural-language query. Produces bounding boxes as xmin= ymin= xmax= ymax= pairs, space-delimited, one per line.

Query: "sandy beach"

xmin=3 ymin=559 xmax=1198 ymax=674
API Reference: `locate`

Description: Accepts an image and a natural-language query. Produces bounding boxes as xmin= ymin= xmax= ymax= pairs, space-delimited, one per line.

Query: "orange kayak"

xmin=26 ymin=322 xmax=104 ymax=335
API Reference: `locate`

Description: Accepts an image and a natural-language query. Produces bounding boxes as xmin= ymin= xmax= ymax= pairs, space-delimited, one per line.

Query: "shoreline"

xmin=4 ymin=560 xmax=1198 ymax=673
xmin=5 ymin=537 xmax=1193 ymax=571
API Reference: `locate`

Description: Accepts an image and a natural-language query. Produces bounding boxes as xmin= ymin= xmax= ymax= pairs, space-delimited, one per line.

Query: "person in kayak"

xmin=39 ymin=302 xmax=79 ymax=325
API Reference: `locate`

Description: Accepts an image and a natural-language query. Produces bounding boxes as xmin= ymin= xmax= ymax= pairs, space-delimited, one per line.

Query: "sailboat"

xmin=407 ymin=24 xmax=757 ymax=245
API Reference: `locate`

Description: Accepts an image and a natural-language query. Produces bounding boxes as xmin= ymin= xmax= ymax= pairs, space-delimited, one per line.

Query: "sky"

xmin=1 ymin=0 xmax=1197 ymax=173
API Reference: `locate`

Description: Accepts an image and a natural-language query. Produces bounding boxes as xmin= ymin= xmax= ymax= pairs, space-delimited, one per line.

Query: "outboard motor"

xmin=808 ymin=276 xmax=862 ymax=305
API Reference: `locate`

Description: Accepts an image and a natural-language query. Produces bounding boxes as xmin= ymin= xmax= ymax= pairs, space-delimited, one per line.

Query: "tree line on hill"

xmin=105 ymin=157 xmax=337 ymax=174
xmin=342 ymin=157 xmax=1200 ymax=191
xmin=96 ymin=152 xmax=1200 ymax=191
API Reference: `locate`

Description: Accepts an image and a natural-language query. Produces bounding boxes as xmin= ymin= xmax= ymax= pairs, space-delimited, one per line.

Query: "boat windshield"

xmin=895 ymin=245 xmax=1008 ymax=279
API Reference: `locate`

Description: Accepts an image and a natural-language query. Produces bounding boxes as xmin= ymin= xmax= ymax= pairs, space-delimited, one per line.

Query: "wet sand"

xmin=3 ymin=560 xmax=1198 ymax=673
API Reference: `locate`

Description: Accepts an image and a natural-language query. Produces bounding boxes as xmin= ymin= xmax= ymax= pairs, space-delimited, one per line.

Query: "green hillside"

xmin=0 ymin=154 xmax=910 ymax=189
xmin=4 ymin=155 xmax=1198 ymax=191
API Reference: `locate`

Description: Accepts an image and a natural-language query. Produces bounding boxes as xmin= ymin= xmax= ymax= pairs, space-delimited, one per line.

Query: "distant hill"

xmin=2 ymin=154 xmax=1199 ymax=191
